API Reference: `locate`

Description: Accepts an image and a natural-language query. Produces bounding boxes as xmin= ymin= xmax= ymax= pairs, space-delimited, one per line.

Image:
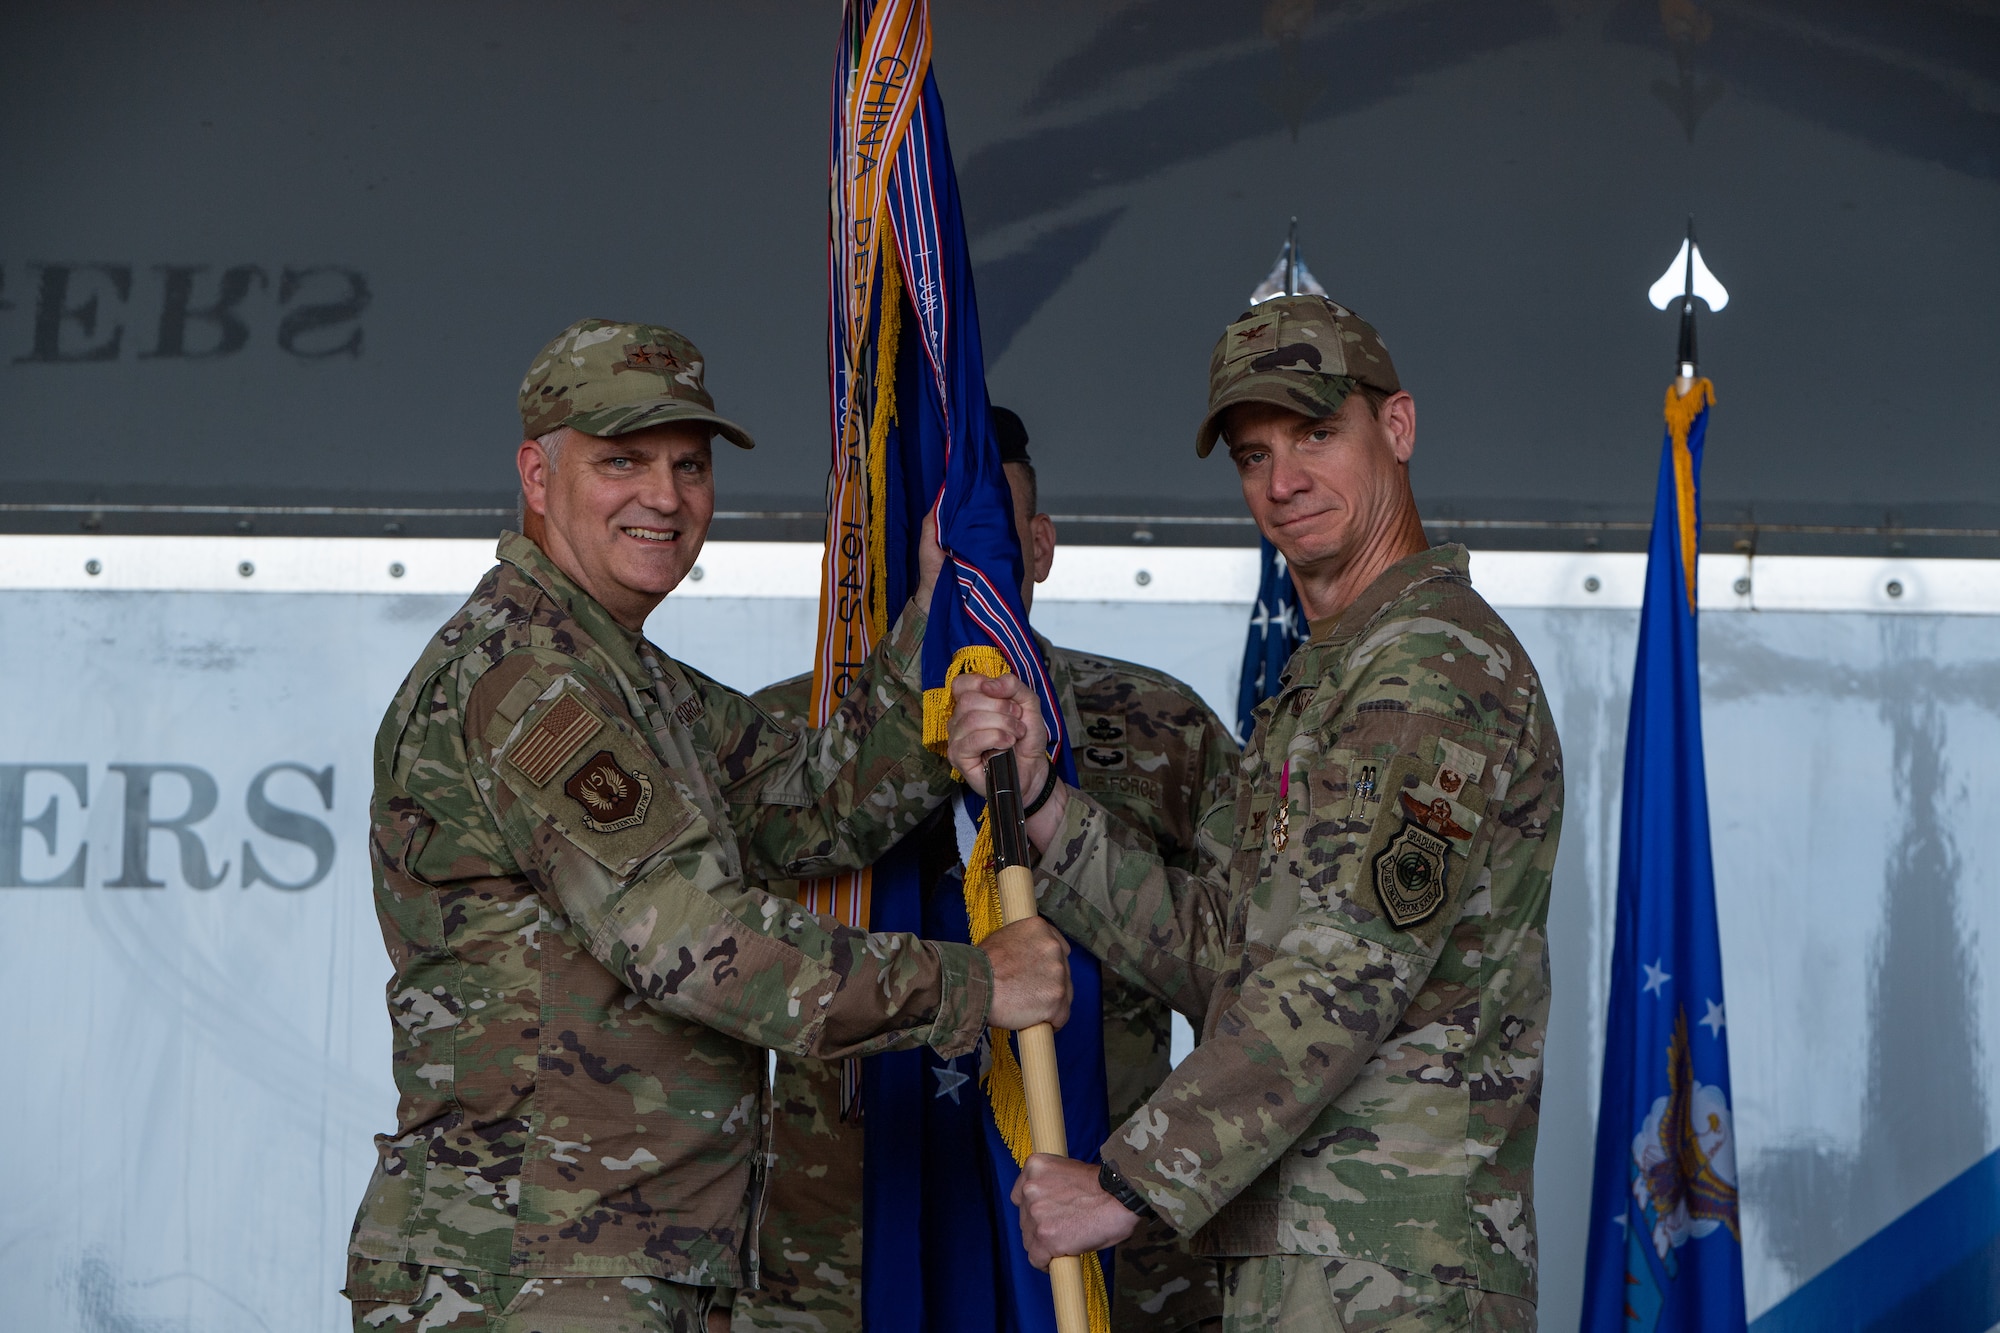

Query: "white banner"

xmin=5 ymin=543 xmax=1999 ymax=1330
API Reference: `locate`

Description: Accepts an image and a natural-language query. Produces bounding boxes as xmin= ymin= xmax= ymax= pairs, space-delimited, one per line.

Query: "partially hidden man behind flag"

xmin=1579 ymin=374 xmax=1748 ymax=1332
xmin=806 ymin=3 xmax=1111 ymax=1330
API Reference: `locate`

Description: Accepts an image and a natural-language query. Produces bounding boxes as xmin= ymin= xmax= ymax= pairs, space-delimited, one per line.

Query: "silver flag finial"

xmin=1648 ymin=217 xmax=1728 ymax=312
xmin=1250 ymin=219 xmax=1326 ymax=305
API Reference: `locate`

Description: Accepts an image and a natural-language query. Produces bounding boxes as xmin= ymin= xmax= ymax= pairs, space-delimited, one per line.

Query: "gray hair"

xmin=517 ymin=426 xmax=573 ymax=527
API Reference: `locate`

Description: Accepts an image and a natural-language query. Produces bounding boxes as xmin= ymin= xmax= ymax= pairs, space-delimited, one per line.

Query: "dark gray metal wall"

xmin=3 ymin=1 xmax=1996 ymax=552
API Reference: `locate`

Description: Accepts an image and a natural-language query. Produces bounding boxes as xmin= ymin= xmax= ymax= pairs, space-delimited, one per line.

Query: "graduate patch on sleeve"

xmin=1358 ymin=755 xmax=1487 ymax=941
xmin=1374 ymin=822 xmax=1449 ymax=929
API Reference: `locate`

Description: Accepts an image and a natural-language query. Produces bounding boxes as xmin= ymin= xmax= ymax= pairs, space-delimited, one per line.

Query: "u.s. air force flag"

xmin=817 ymin=3 xmax=1110 ymax=1329
xmin=1579 ymin=377 xmax=1747 ymax=1333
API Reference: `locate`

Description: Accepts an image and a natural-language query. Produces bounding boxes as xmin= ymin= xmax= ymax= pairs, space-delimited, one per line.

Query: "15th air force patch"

xmin=564 ymin=751 xmax=653 ymax=832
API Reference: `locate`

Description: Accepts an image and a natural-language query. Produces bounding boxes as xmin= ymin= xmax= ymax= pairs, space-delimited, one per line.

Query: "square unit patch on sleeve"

xmin=507 ymin=692 xmax=603 ymax=787
xmin=562 ymin=750 xmax=654 ymax=833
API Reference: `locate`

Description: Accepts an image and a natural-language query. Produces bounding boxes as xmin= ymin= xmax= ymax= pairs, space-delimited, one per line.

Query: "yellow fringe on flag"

xmin=921 ymin=644 xmax=1012 ymax=760
xmin=866 ymin=248 xmax=903 ymax=640
xmin=934 ymin=645 xmax=1112 ymax=1333
xmin=1664 ymin=378 xmax=1715 ymax=616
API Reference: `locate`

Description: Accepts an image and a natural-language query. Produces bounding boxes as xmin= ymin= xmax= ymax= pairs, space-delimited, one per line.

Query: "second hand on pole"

xmin=983 ymin=746 xmax=1090 ymax=1333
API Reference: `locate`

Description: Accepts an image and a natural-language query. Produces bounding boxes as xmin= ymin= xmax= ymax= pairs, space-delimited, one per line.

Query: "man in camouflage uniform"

xmin=949 ymin=297 xmax=1564 ymax=1332
xmin=344 ymin=319 xmax=1074 ymax=1333
xmin=733 ymin=407 xmax=1236 ymax=1333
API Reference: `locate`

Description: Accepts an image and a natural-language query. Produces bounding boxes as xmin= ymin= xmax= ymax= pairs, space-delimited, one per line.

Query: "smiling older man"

xmin=343 ymin=319 xmax=1072 ymax=1333
xmin=948 ymin=296 xmax=1565 ymax=1332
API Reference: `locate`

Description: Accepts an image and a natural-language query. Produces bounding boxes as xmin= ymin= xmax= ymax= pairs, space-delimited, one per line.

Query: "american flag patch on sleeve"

xmin=507 ymin=692 xmax=603 ymax=786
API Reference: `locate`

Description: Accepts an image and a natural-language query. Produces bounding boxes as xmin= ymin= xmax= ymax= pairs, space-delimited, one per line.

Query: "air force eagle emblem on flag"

xmin=1632 ymin=1010 xmax=1741 ymax=1267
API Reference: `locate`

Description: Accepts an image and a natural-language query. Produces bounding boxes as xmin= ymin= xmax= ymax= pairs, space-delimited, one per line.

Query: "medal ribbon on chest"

xmin=1274 ymin=762 xmax=1290 ymax=851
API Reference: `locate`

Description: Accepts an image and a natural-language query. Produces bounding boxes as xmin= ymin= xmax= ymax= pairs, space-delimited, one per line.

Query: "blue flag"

xmin=822 ymin=5 xmax=1109 ymax=1329
xmin=1580 ymin=379 xmax=1747 ymax=1333
xmin=1235 ymin=536 xmax=1306 ymax=743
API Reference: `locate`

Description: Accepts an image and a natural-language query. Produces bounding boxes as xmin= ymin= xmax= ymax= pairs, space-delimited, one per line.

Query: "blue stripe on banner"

xmin=1749 ymin=1147 xmax=2000 ymax=1333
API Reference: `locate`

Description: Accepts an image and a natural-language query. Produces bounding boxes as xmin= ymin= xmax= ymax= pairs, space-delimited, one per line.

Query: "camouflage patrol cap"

xmin=1194 ymin=294 xmax=1400 ymax=457
xmin=519 ymin=318 xmax=756 ymax=449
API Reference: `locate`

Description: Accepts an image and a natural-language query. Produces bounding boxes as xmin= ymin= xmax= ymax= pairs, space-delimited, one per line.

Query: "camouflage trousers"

xmin=733 ymin=1055 xmax=1221 ymax=1333
xmin=346 ymin=1258 xmax=713 ymax=1333
xmin=1217 ymin=1257 xmax=1534 ymax=1333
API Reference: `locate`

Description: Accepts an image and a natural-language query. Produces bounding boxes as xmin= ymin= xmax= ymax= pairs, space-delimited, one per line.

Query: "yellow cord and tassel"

xmin=925 ymin=646 xmax=1112 ymax=1333
xmin=1664 ymin=378 xmax=1715 ymax=616
xmin=865 ymin=242 xmax=904 ymax=641
xmin=922 ymin=644 xmax=1012 ymax=758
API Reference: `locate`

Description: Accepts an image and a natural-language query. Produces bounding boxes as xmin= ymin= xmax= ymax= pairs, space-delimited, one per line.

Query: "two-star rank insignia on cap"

xmin=563 ymin=750 xmax=654 ymax=833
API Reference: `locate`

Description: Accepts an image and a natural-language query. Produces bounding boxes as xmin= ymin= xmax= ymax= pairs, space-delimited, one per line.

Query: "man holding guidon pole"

xmin=740 ymin=408 xmax=1234 ymax=1333
xmin=341 ymin=318 xmax=1075 ymax=1333
xmin=950 ymin=296 xmax=1566 ymax=1332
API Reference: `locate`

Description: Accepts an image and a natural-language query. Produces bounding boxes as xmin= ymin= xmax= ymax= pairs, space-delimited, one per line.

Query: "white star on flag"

xmin=1700 ymin=998 xmax=1726 ymax=1037
xmin=1641 ymin=960 xmax=1672 ymax=996
xmin=933 ymin=1061 xmax=970 ymax=1104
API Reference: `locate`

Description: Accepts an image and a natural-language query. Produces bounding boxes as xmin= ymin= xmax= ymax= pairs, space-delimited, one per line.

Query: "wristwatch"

xmin=1098 ymin=1161 xmax=1158 ymax=1220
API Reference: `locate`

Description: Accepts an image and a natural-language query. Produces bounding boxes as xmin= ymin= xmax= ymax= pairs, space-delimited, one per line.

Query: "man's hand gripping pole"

xmin=985 ymin=747 xmax=1090 ymax=1333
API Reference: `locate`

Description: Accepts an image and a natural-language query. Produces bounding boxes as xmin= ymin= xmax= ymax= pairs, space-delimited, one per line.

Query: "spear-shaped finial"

xmin=1648 ymin=216 xmax=1729 ymax=382
xmin=1250 ymin=218 xmax=1326 ymax=305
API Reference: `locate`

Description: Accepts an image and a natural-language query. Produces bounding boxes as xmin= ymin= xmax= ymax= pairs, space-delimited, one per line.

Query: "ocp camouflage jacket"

xmin=1035 ymin=545 xmax=1563 ymax=1303
xmin=348 ymin=533 xmax=989 ymax=1289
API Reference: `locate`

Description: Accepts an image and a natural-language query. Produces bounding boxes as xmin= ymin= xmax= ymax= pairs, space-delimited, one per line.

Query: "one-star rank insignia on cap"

xmin=1374 ymin=822 xmax=1449 ymax=929
xmin=563 ymin=750 xmax=654 ymax=833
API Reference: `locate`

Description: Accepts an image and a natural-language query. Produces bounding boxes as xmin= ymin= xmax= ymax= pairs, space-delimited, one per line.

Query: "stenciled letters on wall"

xmin=4 ymin=262 xmax=370 ymax=363
xmin=0 ymin=762 xmax=338 ymax=890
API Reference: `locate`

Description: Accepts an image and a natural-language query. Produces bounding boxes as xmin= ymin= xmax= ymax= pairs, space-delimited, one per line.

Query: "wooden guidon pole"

xmin=984 ymin=748 xmax=1090 ymax=1333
